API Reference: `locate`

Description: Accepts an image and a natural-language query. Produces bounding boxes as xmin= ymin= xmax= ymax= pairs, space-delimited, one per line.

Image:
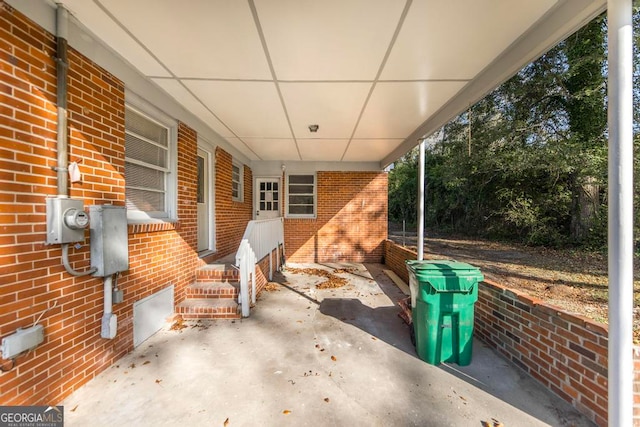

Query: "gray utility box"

xmin=90 ymin=205 xmax=129 ymax=277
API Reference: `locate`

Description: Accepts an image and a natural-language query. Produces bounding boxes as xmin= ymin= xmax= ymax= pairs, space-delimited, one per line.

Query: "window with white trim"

xmin=287 ymin=174 xmax=316 ymax=218
xmin=232 ymin=161 xmax=243 ymax=202
xmin=125 ymin=105 xmax=176 ymax=221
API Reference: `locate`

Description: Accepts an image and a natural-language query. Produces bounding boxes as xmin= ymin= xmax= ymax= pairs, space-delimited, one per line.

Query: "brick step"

xmin=195 ymin=263 xmax=239 ymax=282
xmin=186 ymin=281 xmax=239 ymax=299
xmin=176 ymin=298 xmax=241 ymax=320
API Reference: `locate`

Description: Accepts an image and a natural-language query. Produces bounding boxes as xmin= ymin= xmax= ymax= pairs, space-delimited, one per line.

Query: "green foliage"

xmin=388 ymin=10 xmax=640 ymax=249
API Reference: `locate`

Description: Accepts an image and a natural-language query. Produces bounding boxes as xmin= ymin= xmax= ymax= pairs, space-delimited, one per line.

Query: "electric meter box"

xmin=46 ymin=197 xmax=88 ymax=244
xmin=90 ymin=205 xmax=129 ymax=277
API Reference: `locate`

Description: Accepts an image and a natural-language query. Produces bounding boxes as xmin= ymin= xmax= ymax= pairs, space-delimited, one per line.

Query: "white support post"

xmin=607 ymin=1 xmax=634 ymax=425
xmin=417 ymin=139 xmax=425 ymax=261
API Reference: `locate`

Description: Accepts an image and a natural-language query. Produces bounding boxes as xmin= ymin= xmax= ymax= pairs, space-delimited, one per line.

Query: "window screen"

xmin=288 ymin=174 xmax=315 ymax=217
xmin=232 ymin=163 xmax=242 ymax=201
xmin=125 ymin=107 xmax=170 ymax=217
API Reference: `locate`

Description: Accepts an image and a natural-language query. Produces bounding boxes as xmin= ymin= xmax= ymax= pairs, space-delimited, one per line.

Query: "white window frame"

xmin=124 ymin=95 xmax=177 ymax=223
xmin=232 ymin=160 xmax=243 ymax=202
xmin=285 ymin=173 xmax=316 ymax=219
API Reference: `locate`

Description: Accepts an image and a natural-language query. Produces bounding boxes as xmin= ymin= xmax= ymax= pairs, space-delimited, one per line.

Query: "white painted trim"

xmin=251 ymin=161 xmax=382 ymax=176
xmin=254 ymin=176 xmax=282 ymax=220
xmin=231 ymin=160 xmax=244 ymax=202
xmin=285 ymin=173 xmax=317 ymax=219
xmin=198 ymin=138 xmax=217 ymax=253
xmin=124 ymin=103 xmax=178 ymax=222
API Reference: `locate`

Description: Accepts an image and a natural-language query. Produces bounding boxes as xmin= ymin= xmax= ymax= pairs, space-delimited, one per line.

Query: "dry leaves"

xmin=170 ymin=318 xmax=187 ymax=331
xmin=223 ymin=417 xmax=229 ymax=426
xmin=287 ymin=267 xmax=348 ymax=289
xmin=330 ymin=355 xmax=337 ymax=362
xmin=282 ymin=410 xmax=291 ymax=415
xmin=264 ymin=282 xmax=280 ymax=292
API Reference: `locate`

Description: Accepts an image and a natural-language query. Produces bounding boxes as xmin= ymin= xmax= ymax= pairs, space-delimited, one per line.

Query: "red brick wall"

xmin=214 ymin=147 xmax=252 ymax=259
xmin=0 ymin=3 xmax=201 ymax=405
xmin=285 ymin=171 xmax=387 ymax=263
xmin=382 ymin=240 xmax=414 ymax=283
xmin=383 ymin=240 xmax=640 ymax=427
xmin=476 ymin=280 xmax=609 ymax=426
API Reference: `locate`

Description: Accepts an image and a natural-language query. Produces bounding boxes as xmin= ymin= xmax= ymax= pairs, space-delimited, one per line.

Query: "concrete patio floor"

xmin=62 ymin=263 xmax=594 ymax=427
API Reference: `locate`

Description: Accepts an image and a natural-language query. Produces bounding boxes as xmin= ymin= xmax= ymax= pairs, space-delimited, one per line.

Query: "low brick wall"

xmin=254 ymin=245 xmax=283 ymax=298
xmin=383 ymin=240 xmax=639 ymax=426
xmin=477 ymin=279 xmax=608 ymax=425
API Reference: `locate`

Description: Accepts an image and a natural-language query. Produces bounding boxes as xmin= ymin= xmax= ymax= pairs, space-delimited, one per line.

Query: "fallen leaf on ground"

xmin=155 ymin=379 xmax=162 ymax=384
xmin=223 ymin=417 xmax=229 ymax=426
xmin=324 ymin=398 xmax=330 ymax=403
xmin=70 ymin=405 xmax=78 ymax=412
xmin=170 ymin=318 xmax=187 ymax=331
xmin=331 ymin=355 xmax=337 ymax=361
xmin=143 ymin=361 xmax=150 ymax=365
xmin=264 ymin=282 xmax=280 ymax=291
xmin=282 ymin=410 xmax=291 ymax=415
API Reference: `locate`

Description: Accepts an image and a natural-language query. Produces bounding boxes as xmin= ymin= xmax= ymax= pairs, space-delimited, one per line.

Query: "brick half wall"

xmin=383 ymin=240 xmax=640 ymax=427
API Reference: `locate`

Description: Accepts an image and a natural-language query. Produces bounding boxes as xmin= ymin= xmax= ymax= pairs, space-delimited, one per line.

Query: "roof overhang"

xmin=9 ymin=0 xmax=606 ymax=169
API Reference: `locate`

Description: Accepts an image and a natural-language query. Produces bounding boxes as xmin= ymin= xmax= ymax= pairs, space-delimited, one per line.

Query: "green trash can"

xmin=406 ymin=260 xmax=484 ymax=366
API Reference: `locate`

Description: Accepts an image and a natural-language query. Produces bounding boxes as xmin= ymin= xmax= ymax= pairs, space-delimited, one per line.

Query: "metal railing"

xmin=235 ymin=217 xmax=284 ymax=317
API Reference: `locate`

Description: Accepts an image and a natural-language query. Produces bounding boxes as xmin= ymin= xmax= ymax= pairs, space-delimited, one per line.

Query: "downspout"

xmin=55 ymin=6 xmax=107 ymax=339
xmin=56 ymin=4 xmax=69 ymax=198
xmin=55 ymin=4 xmax=95 ymax=278
xmin=607 ymin=0 xmax=633 ymax=425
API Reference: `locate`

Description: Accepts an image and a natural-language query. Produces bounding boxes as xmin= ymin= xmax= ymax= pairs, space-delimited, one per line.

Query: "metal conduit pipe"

xmin=55 ymin=4 xmax=69 ymax=198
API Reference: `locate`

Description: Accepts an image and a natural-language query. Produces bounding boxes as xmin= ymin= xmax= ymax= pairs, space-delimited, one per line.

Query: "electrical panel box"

xmin=46 ymin=197 xmax=89 ymax=244
xmin=1 ymin=324 xmax=44 ymax=359
xmin=90 ymin=205 xmax=129 ymax=277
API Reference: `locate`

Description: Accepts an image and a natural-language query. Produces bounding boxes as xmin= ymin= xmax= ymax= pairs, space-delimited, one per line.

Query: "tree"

xmin=563 ymin=16 xmax=607 ymax=243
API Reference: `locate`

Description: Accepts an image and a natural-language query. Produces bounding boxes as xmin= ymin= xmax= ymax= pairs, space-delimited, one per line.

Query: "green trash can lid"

xmin=406 ymin=259 xmax=484 ymax=292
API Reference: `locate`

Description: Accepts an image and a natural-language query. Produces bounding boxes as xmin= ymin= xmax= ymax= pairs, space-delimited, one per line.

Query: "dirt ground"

xmin=388 ymin=225 xmax=640 ymax=342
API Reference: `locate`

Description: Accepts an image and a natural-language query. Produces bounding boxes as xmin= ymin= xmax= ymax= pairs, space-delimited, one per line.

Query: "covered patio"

xmin=1 ymin=0 xmax=635 ymax=425
xmin=61 ymin=263 xmax=593 ymax=426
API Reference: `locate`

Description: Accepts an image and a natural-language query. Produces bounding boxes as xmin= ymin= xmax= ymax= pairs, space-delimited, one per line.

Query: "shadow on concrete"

xmin=319 ymin=297 xmax=417 ymax=356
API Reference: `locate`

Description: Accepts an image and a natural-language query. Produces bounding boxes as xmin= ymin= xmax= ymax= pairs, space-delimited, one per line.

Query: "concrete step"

xmin=176 ymin=298 xmax=241 ymax=320
xmin=195 ymin=263 xmax=239 ymax=282
xmin=186 ymin=281 xmax=239 ymax=299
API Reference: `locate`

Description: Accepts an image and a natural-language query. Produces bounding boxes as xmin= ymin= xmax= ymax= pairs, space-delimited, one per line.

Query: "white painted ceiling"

xmin=56 ymin=0 xmax=605 ymax=166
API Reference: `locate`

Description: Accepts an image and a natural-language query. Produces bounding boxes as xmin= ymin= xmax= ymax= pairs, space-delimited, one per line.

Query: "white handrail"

xmin=235 ymin=217 xmax=284 ymax=317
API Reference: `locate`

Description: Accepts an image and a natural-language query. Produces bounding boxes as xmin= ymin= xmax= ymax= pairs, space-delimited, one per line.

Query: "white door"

xmin=256 ymin=178 xmax=281 ymax=220
xmin=197 ymin=148 xmax=209 ymax=252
